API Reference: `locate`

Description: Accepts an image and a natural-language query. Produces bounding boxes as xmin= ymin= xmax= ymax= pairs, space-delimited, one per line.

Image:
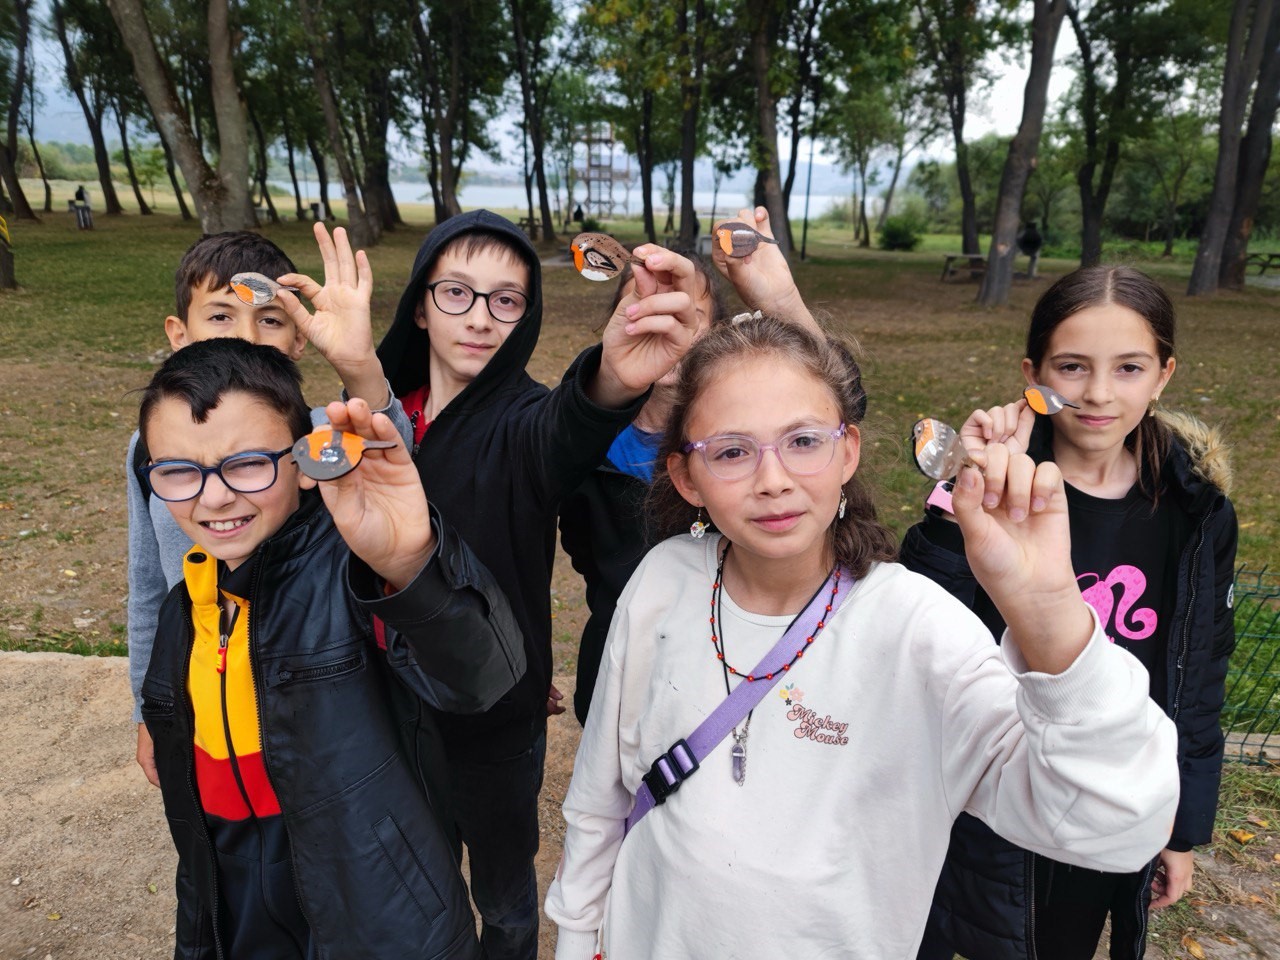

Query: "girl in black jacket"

xmin=906 ymin=265 xmax=1238 ymax=960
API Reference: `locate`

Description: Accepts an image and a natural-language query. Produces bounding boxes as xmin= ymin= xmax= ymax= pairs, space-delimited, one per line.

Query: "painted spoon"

xmin=291 ymin=427 xmax=398 ymax=482
xmin=714 ymin=220 xmax=780 ymax=258
xmin=229 ymin=272 xmax=299 ymax=306
xmin=570 ymin=233 xmax=643 ymax=282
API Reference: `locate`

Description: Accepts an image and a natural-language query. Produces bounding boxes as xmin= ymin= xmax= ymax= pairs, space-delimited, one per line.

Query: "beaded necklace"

xmin=711 ymin=544 xmax=842 ymax=784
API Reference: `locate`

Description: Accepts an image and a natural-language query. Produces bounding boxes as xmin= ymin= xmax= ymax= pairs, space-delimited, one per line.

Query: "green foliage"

xmin=877 ymin=213 xmax=923 ymax=251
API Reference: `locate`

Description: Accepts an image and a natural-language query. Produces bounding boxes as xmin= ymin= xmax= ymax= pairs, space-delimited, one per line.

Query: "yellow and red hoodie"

xmin=184 ymin=546 xmax=309 ymax=957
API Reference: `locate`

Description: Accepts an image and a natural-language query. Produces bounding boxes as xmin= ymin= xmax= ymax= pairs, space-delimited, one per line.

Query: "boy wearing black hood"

xmin=377 ymin=210 xmax=700 ymax=960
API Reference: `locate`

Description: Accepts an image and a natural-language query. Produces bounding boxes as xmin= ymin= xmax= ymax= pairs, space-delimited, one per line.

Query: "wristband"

xmin=926 ymin=479 xmax=955 ymax=516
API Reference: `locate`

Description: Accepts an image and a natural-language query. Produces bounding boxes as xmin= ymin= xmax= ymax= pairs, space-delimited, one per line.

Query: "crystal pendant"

xmin=731 ymin=738 xmax=747 ymax=785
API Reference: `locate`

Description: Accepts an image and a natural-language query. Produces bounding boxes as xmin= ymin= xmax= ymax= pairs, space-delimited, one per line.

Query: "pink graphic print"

xmin=1078 ymin=565 xmax=1157 ymax=643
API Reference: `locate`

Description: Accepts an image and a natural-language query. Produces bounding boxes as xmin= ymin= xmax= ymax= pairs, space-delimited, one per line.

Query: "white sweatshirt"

xmin=545 ymin=534 xmax=1179 ymax=960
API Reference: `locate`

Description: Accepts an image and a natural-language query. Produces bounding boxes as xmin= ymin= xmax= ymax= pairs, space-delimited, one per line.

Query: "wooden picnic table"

xmin=1247 ymin=252 xmax=1280 ymax=275
xmin=940 ymin=252 xmax=987 ymax=281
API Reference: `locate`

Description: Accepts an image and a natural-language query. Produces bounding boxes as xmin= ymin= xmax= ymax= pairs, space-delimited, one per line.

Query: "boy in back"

xmin=139 ymin=338 xmax=523 ymax=958
xmin=377 ymin=210 xmax=701 ymax=958
xmin=128 ymin=225 xmax=393 ymax=784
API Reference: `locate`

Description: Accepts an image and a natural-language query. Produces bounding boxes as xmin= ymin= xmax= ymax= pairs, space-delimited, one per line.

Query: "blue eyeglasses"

xmin=142 ymin=447 xmax=294 ymax=502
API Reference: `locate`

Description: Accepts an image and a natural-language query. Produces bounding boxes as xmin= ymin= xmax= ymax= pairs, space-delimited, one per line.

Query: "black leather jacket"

xmin=904 ymin=418 xmax=1238 ymax=960
xmin=142 ymin=494 xmax=525 ymax=960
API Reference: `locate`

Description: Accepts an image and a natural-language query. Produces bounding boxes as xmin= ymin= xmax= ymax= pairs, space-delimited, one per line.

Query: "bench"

xmin=941 ymin=250 xmax=1043 ymax=281
xmin=940 ymin=252 xmax=986 ymax=281
xmin=1247 ymin=252 xmax=1280 ymax=275
xmin=518 ymin=217 xmax=537 ymax=240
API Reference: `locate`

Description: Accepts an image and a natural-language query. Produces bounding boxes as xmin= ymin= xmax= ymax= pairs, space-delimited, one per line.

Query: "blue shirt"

xmin=607 ymin=425 xmax=662 ymax=483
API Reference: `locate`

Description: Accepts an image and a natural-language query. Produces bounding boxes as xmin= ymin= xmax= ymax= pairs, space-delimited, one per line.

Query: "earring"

xmin=837 ymin=492 xmax=848 ymax=520
xmin=690 ymin=508 xmax=709 ymax=539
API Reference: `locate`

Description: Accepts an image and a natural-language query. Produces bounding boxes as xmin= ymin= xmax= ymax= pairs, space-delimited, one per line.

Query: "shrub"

xmin=878 ymin=214 xmax=923 ymax=251
xmin=581 ymin=216 xmax=601 ymax=232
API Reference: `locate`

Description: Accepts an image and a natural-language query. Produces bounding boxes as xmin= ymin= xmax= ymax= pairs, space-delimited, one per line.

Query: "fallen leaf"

xmin=1188 ymin=897 xmax=1210 ymax=906
xmin=23 ymin=896 xmax=37 ymax=909
xmin=1273 ymin=853 xmax=1280 ymax=863
xmin=147 ymin=882 xmax=157 ymax=894
xmin=46 ymin=911 xmax=61 ymax=921
xmin=1228 ymin=828 xmax=1256 ymax=844
xmin=1181 ymin=934 xmax=1206 ymax=959
xmin=1246 ymin=815 xmax=1270 ymax=828
xmin=1217 ymin=934 xmax=1238 ymax=944
xmin=1249 ymin=894 xmax=1267 ymax=904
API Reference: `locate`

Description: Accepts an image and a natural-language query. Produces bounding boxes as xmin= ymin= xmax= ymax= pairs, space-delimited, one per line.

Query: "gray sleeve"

xmin=315 ymin=378 xmax=413 ymax=448
xmin=125 ymin=432 xmax=167 ymax=723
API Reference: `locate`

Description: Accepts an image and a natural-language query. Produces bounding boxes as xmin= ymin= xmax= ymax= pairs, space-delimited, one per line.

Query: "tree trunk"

xmin=115 ymin=104 xmax=153 ymax=215
xmin=1220 ymin=5 xmax=1280 ymax=289
xmin=978 ymin=0 xmax=1066 ymax=306
xmin=22 ymin=64 xmax=51 ymax=213
xmin=206 ymin=0 xmax=252 ymax=229
xmin=640 ymin=93 xmax=657 ymax=242
xmin=878 ymin=142 xmax=906 ymax=231
xmin=780 ymin=0 xmax=819 ymax=251
xmin=308 ymin=136 xmax=334 ymax=220
xmin=248 ymin=108 xmax=278 ymax=224
xmin=677 ymin=0 xmax=707 ymax=247
xmin=749 ymin=4 xmax=792 ymax=255
xmin=508 ymin=0 xmax=556 ymax=242
xmin=156 ymin=128 xmax=193 ymax=220
xmin=4 ymin=0 xmax=37 ymax=221
xmin=282 ymin=117 xmax=306 ymax=220
xmin=1188 ymin=0 xmax=1278 ymax=295
xmin=104 ymin=0 xmax=243 ymax=230
xmin=55 ymin=4 xmax=123 ymax=215
xmin=409 ymin=3 xmax=450 ymax=224
xmin=25 ymin=130 xmax=52 ymax=214
xmin=296 ymin=0 xmax=376 ymax=246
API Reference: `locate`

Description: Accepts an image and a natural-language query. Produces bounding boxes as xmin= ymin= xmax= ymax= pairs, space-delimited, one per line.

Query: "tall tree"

xmin=1 ymin=0 xmax=36 ymax=220
xmin=1188 ymin=0 xmax=1277 ymax=295
xmin=977 ymin=0 xmax=1067 ymax=306
xmin=295 ymin=0 xmax=377 ymax=246
xmin=745 ymin=0 xmax=791 ymax=253
xmin=510 ymin=0 xmax=561 ymax=241
xmin=1219 ymin=5 xmax=1280 ymax=288
xmin=105 ymin=0 xmax=252 ymax=230
xmin=21 ymin=52 xmax=52 ymax=213
xmin=676 ymin=0 xmax=709 ymax=245
xmin=914 ymin=0 xmax=1011 ymax=255
xmin=53 ymin=0 xmax=123 ymax=215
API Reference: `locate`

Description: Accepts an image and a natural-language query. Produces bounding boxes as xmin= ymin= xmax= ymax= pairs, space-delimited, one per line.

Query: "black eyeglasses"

xmin=142 ymin=447 xmax=294 ymax=502
xmin=425 ymin=280 xmax=528 ymax=324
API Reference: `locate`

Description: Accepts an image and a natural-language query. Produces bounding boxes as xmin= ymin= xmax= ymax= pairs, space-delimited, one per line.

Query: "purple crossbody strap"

xmin=623 ymin=566 xmax=851 ymax=835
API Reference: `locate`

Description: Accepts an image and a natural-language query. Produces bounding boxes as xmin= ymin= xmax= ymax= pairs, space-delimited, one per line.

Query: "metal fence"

xmin=1222 ymin=565 xmax=1280 ymax=764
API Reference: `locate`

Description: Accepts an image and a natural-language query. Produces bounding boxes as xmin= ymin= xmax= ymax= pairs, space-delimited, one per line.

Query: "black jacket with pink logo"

xmin=902 ymin=413 xmax=1237 ymax=960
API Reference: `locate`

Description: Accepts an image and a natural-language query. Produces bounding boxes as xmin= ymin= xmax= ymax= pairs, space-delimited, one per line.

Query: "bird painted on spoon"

xmin=714 ymin=220 xmax=779 ymax=258
xmin=1023 ymin=384 xmax=1080 ymax=416
xmin=228 ymin=272 xmax=299 ymax=306
xmin=570 ymin=233 xmax=643 ymax=282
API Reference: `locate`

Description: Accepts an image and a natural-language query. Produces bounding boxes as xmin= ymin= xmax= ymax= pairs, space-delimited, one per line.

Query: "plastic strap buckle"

xmin=641 ymin=738 xmax=700 ymax=806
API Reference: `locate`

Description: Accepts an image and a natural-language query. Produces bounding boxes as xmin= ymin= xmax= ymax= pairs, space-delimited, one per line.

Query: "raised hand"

xmin=711 ymin=206 xmax=819 ymax=336
xmin=959 ymin=400 xmax=1037 ymax=507
xmin=275 ymin=223 xmax=387 ymax=407
xmin=591 ymin=246 xmax=701 ymax=406
xmin=952 ymin=444 xmax=1093 ymax=675
xmin=314 ymin=398 xmax=434 ymax=590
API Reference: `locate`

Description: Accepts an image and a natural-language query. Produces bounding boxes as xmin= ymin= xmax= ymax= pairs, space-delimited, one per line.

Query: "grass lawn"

xmin=1 ymin=194 xmax=1278 ymax=650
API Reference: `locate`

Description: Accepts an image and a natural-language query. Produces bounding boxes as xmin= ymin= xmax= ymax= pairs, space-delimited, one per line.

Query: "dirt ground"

xmin=0 ymin=652 xmax=584 ymax=960
xmin=3 ymin=651 xmax=1279 ymax=959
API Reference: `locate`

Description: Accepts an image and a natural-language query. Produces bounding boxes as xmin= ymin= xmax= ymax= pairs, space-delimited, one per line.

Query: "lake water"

xmin=285 ymin=180 xmax=852 ymax=223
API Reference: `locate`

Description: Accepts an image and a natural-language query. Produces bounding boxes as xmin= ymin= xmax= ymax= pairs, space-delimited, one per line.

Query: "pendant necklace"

xmin=710 ymin=544 xmax=841 ymax=786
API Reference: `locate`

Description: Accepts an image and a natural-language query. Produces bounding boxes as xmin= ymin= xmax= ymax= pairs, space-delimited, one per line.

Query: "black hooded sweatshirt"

xmin=378 ymin=210 xmax=643 ymax=758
